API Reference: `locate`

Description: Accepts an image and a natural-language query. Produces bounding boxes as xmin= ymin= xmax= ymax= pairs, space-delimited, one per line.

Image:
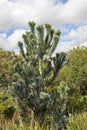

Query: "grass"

xmin=0 ymin=112 xmax=87 ymax=130
xmin=66 ymin=112 xmax=87 ymax=130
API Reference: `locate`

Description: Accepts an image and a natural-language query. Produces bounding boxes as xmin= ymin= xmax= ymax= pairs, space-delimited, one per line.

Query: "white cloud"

xmin=0 ymin=0 xmax=87 ymax=30
xmin=56 ymin=25 xmax=87 ymax=52
xmin=79 ymin=41 xmax=87 ymax=47
xmin=61 ymin=25 xmax=87 ymax=44
xmin=55 ymin=41 xmax=75 ymax=53
xmin=0 ymin=33 xmax=7 ymax=48
xmin=0 ymin=29 xmax=26 ymax=50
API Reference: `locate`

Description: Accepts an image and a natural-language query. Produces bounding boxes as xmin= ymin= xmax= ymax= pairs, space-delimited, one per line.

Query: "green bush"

xmin=67 ymin=94 xmax=87 ymax=113
xmin=0 ymin=91 xmax=16 ymax=119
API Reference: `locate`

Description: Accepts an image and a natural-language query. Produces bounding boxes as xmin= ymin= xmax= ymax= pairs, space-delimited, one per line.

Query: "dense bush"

xmin=0 ymin=49 xmax=21 ymax=121
xmin=58 ymin=47 xmax=87 ymax=95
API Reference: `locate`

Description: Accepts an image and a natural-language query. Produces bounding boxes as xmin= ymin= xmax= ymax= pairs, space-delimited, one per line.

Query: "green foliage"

xmin=57 ymin=82 xmax=69 ymax=129
xmin=68 ymin=94 xmax=87 ymax=113
xmin=0 ymin=91 xmax=15 ymax=117
xmin=51 ymin=82 xmax=69 ymax=130
xmin=58 ymin=46 xmax=87 ymax=95
xmin=56 ymin=47 xmax=87 ymax=114
xmin=10 ymin=21 xmax=66 ymax=125
xmin=0 ymin=48 xmax=21 ymax=88
xmin=0 ymin=48 xmax=21 ymax=121
xmin=0 ymin=91 xmax=17 ymax=128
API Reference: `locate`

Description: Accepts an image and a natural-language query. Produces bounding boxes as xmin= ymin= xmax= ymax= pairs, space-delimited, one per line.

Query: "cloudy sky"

xmin=0 ymin=0 xmax=87 ymax=53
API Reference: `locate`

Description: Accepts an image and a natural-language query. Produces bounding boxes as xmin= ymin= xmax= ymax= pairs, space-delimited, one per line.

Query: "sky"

xmin=0 ymin=0 xmax=87 ymax=53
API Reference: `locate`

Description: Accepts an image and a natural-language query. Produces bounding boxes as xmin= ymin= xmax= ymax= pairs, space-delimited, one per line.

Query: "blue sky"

xmin=0 ymin=0 xmax=87 ymax=53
